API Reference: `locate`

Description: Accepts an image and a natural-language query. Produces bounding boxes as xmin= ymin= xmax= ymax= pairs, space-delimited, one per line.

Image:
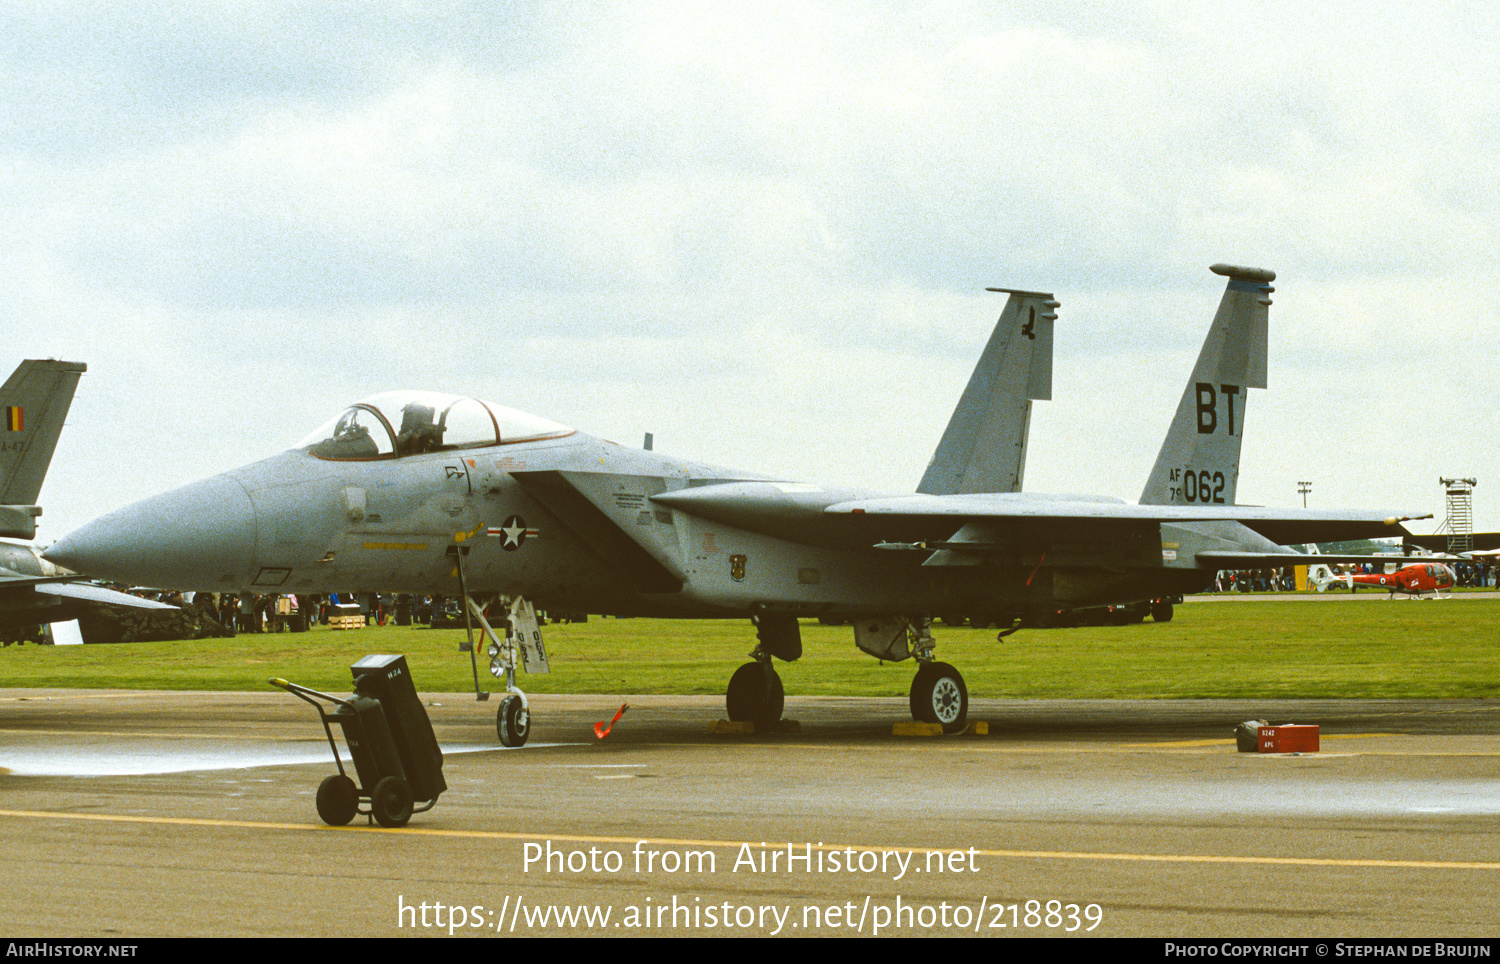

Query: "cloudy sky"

xmin=6 ymin=0 xmax=1498 ymax=540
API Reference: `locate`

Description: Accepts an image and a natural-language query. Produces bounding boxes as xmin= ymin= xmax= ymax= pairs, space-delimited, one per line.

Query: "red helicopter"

xmin=1345 ymin=562 xmax=1456 ymax=598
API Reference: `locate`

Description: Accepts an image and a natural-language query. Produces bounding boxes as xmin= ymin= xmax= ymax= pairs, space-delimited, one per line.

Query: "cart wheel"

xmin=371 ymin=776 xmax=414 ymax=828
xmin=315 ymin=774 xmax=358 ymax=826
xmin=497 ymin=694 xmax=530 ymax=748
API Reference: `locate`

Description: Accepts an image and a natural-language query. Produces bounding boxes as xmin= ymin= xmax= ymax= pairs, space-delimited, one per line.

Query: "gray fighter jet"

xmin=45 ymin=266 xmax=1422 ymax=738
xmin=0 ymin=360 xmax=174 ymax=643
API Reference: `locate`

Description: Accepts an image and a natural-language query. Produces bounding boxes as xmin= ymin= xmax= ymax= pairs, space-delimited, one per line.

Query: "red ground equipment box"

xmin=1256 ymin=724 xmax=1320 ymax=753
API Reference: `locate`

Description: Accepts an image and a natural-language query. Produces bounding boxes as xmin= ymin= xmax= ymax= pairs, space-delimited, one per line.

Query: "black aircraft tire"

xmin=1151 ymin=600 xmax=1175 ymax=623
xmin=725 ymin=662 xmax=784 ymax=727
xmin=372 ymin=776 xmax=414 ymax=828
xmin=497 ymin=694 xmax=530 ymax=748
xmin=910 ymin=662 xmax=968 ymax=735
xmin=315 ymin=774 xmax=358 ymax=826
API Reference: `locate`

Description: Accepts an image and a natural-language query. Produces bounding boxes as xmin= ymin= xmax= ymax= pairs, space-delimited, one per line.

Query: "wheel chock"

xmin=892 ymin=720 xmax=989 ymax=737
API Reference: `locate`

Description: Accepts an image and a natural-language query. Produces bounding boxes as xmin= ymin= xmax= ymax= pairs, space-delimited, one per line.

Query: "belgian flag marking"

xmin=4 ymin=407 xmax=20 ymax=432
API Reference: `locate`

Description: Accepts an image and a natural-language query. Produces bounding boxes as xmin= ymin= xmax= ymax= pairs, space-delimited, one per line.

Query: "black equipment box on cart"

xmin=351 ymin=654 xmax=447 ymax=803
xmin=272 ymin=654 xmax=445 ymax=827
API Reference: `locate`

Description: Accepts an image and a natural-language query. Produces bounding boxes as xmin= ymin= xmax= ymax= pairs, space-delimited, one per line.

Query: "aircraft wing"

xmin=0 ymin=569 xmax=177 ymax=610
xmin=653 ymin=482 xmax=1424 ymax=555
xmin=824 ymin=494 xmax=1423 ymax=546
xmin=31 ymin=581 xmax=178 ymax=610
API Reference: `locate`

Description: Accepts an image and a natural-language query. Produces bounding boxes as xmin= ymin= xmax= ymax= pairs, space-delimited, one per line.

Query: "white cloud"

xmin=4 ymin=0 xmax=1498 ymax=537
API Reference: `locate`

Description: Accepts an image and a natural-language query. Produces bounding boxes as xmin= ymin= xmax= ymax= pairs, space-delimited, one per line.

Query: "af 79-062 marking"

xmin=1171 ymin=468 xmax=1227 ymax=504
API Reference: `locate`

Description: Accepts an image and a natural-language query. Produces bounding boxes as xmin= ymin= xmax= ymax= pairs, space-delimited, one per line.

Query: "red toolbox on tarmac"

xmin=1235 ymin=720 xmax=1321 ymax=753
xmin=1256 ymin=724 xmax=1320 ymax=753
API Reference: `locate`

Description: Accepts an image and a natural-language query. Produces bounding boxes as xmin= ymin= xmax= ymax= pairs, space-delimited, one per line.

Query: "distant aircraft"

xmin=0 ymin=360 xmax=174 ymax=643
xmin=0 ymin=359 xmax=85 ymax=542
xmin=1344 ymin=562 xmax=1457 ymax=598
xmin=46 ymin=265 xmax=1424 ymax=738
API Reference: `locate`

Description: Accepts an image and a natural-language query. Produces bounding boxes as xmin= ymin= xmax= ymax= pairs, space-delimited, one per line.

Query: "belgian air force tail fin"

xmin=0 ymin=360 xmax=87 ymax=540
xmin=1139 ymin=264 xmax=1272 ymax=507
xmin=917 ymin=288 xmax=1056 ymax=495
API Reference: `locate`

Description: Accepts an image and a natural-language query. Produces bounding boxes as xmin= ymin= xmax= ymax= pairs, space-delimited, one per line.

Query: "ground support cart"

xmin=271 ymin=661 xmax=444 ymax=827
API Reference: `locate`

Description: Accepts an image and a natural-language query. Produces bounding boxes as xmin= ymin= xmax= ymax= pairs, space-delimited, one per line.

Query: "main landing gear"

xmin=726 ymin=660 xmax=784 ymax=727
xmin=905 ymin=619 xmax=967 ymax=734
xmin=724 ymin=612 xmax=800 ymax=727
xmin=854 ymin=615 xmax=970 ymax=734
xmin=909 ymin=661 xmax=968 ymax=734
xmin=726 ymin=613 xmax=972 ymax=734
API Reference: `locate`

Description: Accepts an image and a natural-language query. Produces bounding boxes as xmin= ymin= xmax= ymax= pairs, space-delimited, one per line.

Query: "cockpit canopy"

xmin=296 ymin=391 xmax=573 ymax=460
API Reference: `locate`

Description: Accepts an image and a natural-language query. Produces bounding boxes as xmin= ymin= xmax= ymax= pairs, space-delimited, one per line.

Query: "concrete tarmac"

xmin=1 ymin=689 xmax=1498 ymax=938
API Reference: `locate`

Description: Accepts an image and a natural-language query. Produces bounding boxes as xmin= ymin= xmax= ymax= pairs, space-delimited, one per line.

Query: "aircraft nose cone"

xmin=44 ymin=474 xmax=257 ymax=589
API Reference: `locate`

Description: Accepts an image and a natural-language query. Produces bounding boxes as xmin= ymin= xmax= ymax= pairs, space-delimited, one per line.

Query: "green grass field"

xmin=3 ymin=598 xmax=1498 ymax=699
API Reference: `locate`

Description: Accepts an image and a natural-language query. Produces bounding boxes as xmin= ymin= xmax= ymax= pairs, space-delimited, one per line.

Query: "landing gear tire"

xmin=497 ymin=694 xmax=530 ymax=748
xmin=371 ymin=775 xmax=414 ymax=828
xmin=315 ymin=774 xmax=358 ymax=826
xmin=910 ymin=662 xmax=968 ymax=735
xmin=725 ymin=662 xmax=784 ymax=727
xmin=1150 ymin=600 xmax=1174 ymax=623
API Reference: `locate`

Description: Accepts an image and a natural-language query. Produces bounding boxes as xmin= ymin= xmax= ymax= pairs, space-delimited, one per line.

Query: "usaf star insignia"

xmin=497 ymin=515 xmax=528 ymax=551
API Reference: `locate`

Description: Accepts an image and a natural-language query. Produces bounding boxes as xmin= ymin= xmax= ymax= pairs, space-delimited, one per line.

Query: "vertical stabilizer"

xmin=918 ymin=289 xmax=1056 ymax=495
xmin=1139 ymin=265 xmax=1272 ymax=507
xmin=0 ymin=360 xmax=87 ymax=539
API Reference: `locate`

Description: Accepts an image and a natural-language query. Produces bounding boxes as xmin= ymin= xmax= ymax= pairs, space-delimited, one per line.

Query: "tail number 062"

xmin=1178 ymin=468 xmax=1225 ymax=504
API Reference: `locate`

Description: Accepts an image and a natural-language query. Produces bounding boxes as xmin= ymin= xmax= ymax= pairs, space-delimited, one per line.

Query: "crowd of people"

xmin=1213 ymin=560 xmax=1496 ymax=592
xmin=107 ymin=590 xmax=463 ymax=636
xmin=1213 ymin=569 xmax=1298 ymax=592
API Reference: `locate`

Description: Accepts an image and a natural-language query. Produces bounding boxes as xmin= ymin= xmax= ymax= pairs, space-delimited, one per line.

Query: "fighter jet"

xmin=0 ymin=360 xmax=174 ymax=643
xmin=45 ymin=265 xmax=1423 ymax=739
